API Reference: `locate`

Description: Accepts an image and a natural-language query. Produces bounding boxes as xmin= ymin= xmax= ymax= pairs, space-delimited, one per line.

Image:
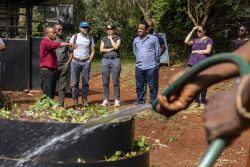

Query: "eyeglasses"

xmin=197 ymin=30 xmax=202 ymax=33
xmin=81 ymin=27 xmax=89 ymax=29
xmin=239 ymin=29 xmax=245 ymax=32
xmin=107 ymin=28 xmax=114 ymax=30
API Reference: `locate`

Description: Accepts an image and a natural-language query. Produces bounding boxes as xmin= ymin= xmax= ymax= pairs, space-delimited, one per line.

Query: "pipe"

xmin=151 ymin=53 xmax=250 ymax=167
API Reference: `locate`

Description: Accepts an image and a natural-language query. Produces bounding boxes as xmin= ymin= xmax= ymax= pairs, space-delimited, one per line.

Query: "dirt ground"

xmin=5 ymin=64 xmax=250 ymax=167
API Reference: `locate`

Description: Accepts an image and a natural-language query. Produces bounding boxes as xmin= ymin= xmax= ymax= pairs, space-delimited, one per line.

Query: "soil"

xmin=4 ymin=65 xmax=250 ymax=167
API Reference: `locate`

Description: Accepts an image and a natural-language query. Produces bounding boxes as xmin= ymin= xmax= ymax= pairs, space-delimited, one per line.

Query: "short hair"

xmin=140 ymin=20 xmax=149 ymax=29
xmin=147 ymin=19 xmax=155 ymax=26
xmin=239 ymin=25 xmax=248 ymax=32
xmin=53 ymin=23 xmax=63 ymax=28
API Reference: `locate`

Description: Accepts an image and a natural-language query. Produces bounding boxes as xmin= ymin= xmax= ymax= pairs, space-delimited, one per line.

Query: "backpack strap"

xmin=73 ymin=34 xmax=77 ymax=45
xmin=88 ymin=34 xmax=93 ymax=49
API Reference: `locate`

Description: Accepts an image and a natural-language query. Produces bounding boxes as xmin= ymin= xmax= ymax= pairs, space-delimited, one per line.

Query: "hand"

xmin=155 ymin=69 xmax=202 ymax=115
xmin=108 ymin=35 xmax=113 ymax=40
xmin=70 ymin=43 xmax=77 ymax=49
xmin=192 ymin=26 xmax=199 ymax=31
xmin=204 ymin=78 xmax=250 ymax=143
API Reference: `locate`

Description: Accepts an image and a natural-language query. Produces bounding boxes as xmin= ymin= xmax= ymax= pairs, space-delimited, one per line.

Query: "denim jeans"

xmin=189 ymin=65 xmax=207 ymax=104
xmin=135 ymin=66 xmax=157 ymax=104
xmin=71 ymin=60 xmax=90 ymax=102
xmin=101 ymin=58 xmax=121 ymax=100
xmin=194 ymin=88 xmax=207 ymax=104
xmin=40 ymin=68 xmax=58 ymax=98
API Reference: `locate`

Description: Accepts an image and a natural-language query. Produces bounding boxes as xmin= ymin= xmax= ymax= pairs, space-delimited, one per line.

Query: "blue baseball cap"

xmin=79 ymin=22 xmax=90 ymax=28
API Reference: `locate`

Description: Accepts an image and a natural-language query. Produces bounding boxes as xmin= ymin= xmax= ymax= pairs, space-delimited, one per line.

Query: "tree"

xmin=185 ymin=0 xmax=216 ymax=26
xmin=134 ymin=0 xmax=154 ymax=20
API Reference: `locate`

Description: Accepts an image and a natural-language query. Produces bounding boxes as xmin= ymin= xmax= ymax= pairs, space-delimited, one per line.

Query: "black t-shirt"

xmin=102 ymin=35 xmax=121 ymax=57
xmin=233 ymin=38 xmax=249 ymax=50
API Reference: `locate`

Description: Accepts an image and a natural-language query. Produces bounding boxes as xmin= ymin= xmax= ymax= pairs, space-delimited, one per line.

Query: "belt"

xmin=74 ymin=57 xmax=89 ymax=62
xmin=103 ymin=56 xmax=120 ymax=60
xmin=41 ymin=67 xmax=57 ymax=71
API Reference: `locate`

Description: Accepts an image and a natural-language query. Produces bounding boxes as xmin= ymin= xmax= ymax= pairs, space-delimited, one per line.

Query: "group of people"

xmin=1 ymin=17 xmax=250 ymax=163
xmin=40 ymin=20 xmax=166 ymax=108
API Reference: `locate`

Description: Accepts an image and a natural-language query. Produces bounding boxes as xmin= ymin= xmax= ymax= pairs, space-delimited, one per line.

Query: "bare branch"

xmin=202 ymin=0 xmax=216 ymax=26
xmin=185 ymin=0 xmax=198 ymax=26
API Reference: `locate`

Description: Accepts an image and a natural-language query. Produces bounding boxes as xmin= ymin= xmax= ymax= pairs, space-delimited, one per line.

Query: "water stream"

xmin=12 ymin=104 xmax=152 ymax=167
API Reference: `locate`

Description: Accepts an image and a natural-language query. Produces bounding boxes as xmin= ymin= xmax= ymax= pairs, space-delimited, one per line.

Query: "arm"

xmin=158 ymin=36 xmax=166 ymax=56
xmin=133 ymin=39 xmax=137 ymax=56
xmin=156 ymin=41 xmax=250 ymax=114
xmin=160 ymin=43 xmax=167 ymax=56
xmin=89 ymin=47 xmax=95 ymax=63
xmin=108 ymin=36 xmax=121 ymax=50
xmin=191 ymin=44 xmax=212 ymax=54
xmin=60 ymin=42 xmax=76 ymax=48
xmin=155 ymin=38 xmax=161 ymax=60
xmin=100 ymin=41 xmax=114 ymax=53
xmin=66 ymin=52 xmax=73 ymax=65
xmin=184 ymin=26 xmax=198 ymax=46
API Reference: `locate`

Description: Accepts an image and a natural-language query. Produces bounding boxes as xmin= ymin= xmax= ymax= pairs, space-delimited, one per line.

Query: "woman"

xmin=233 ymin=25 xmax=249 ymax=50
xmin=233 ymin=25 xmax=249 ymax=83
xmin=184 ymin=25 xmax=213 ymax=109
xmin=100 ymin=23 xmax=122 ymax=107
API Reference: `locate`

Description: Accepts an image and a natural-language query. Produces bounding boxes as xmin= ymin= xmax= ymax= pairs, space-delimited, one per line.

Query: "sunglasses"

xmin=81 ymin=27 xmax=89 ymax=29
xmin=239 ymin=29 xmax=245 ymax=32
xmin=196 ymin=30 xmax=203 ymax=33
xmin=107 ymin=28 xmax=114 ymax=30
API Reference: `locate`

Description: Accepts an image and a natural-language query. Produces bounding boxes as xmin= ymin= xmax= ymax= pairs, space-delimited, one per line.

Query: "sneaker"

xmin=114 ymin=100 xmax=120 ymax=107
xmin=101 ymin=99 xmax=110 ymax=107
xmin=82 ymin=99 xmax=88 ymax=107
xmin=199 ymin=103 xmax=205 ymax=110
xmin=190 ymin=103 xmax=200 ymax=109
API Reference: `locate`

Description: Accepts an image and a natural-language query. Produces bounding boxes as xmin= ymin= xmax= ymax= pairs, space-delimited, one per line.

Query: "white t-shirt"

xmin=69 ymin=33 xmax=95 ymax=60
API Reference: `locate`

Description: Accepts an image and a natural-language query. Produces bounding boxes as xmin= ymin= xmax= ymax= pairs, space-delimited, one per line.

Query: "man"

xmin=54 ymin=24 xmax=73 ymax=107
xmin=155 ymin=41 xmax=250 ymax=150
xmin=133 ymin=20 xmax=160 ymax=104
xmin=146 ymin=20 xmax=167 ymax=99
xmin=69 ymin=21 xmax=95 ymax=107
xmin=233 ymin=25 xmax=249 ymax=50
xmin=233 ymin=25 xmax=249 ymax=83
xmin=40 ymin=26 xmax=74 ymax=99
xmin=147 ymin=20 xmax=166 ymax=57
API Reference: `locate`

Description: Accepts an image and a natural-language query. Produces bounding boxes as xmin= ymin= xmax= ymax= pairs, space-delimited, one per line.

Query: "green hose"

xmin=151 ymin=53 xmax=250 ymax=167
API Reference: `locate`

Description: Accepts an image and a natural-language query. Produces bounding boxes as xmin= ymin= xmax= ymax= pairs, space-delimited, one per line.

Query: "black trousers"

xmin=40 ymin=68 xmax=58 ymax=99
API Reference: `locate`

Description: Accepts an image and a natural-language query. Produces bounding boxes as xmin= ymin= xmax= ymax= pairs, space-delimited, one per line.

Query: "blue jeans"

xmin=135 ymin=67 xmax=157 ymax=104
xmin=71 ymin=60 xmax=90 ymax=102
xmin=195 ymin=89 xmax=207 ymax=104
xmin=189 ymin=64 xmax=207 ymax=104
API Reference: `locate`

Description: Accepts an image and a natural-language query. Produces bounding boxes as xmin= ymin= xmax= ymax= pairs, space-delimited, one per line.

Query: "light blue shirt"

xmin=0 ymin=38 xmax=4 ymax=44
xmin=133 ymin=34 xmax=160 ymax=70
xmin=69 ymin=33 xmax=95 ymax=60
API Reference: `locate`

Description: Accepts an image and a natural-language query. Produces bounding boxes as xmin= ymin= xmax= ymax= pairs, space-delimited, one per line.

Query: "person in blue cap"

xmin=69 ymin=21 xmax=95 ymax=107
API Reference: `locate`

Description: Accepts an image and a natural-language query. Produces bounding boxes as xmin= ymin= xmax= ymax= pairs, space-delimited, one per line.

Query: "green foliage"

xmin=105 ymin=136 xmax=150 ymax=161
xmin=0 ymin=95 xmax=118 ymax=123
